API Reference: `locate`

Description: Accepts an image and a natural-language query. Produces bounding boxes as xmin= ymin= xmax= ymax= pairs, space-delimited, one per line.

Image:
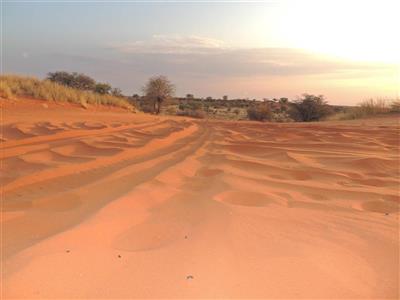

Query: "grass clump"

xmin=336 ymin=98 xmax=398 ymax=120
xmin=0 ymin=75 xmax=134 ymax=111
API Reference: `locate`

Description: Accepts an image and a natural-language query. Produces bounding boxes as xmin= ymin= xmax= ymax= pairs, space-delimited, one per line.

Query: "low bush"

xmin=247 ymin=104 xmax=272 ymax=121
xmin=290 ymin=94 xmax=332 ymax=122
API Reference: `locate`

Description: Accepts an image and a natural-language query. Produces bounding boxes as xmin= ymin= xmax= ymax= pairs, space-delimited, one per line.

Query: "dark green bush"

xmin=94 ymin=83 xmax=112 ymax=94
xmin=290 ymin=94 xmax=332 ymax=122
xmin=47 ymin=71 xmax=96 ymax=91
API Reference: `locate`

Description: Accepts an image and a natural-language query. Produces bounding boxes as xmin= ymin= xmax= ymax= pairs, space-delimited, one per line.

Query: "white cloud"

xmin=112 ymin=35 xmax=228 ymax=55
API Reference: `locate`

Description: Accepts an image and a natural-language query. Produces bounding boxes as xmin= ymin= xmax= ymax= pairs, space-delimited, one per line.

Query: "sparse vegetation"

xmin=176 ymin=102 xmax=206 ymax=118
xmin=247 ymin=103 xmax=272 ymax=121
xmin=4 ymin=73 xmax=396 ymax=122
xmin=0 ymin=75 xmax=134 ymax=110
xmin=332 ymin=98 xmax=399 ymax=120
xmin=47 ymin=71 xmax=125 ymax=98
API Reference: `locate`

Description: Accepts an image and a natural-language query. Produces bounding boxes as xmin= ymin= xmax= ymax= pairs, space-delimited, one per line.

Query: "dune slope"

xmin=1 ymin=99 xmax=399 ymax=298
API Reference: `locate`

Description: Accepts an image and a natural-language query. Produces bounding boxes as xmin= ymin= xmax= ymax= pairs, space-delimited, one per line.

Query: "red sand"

xmin=1 ymin=98 xmax=399 ymax=298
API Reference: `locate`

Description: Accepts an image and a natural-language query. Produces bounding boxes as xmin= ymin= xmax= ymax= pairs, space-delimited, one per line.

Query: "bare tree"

xmin=142 ymin=76 xmax=175 ymax=114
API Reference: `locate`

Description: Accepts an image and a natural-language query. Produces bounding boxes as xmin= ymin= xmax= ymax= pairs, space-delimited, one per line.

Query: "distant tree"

xmin=47 ymin=71 xmax=74 ymax=87
xmin=111 ymin=88 xmax=123 ymax=97
xmin=223 ymin=95 xmax=228 ymax=100
xmin=186 ymin=93 xmax=194 ymax=99
xmin=71 ymin=73 xmax=96 ymax=90
xmin=142 ymin=75 xmax=175 ymax=114
xmin=94 ymin=83 xmax=112 ymax=94
xmin=47 ymin=71 xmax=95 ymax=91
xmin=290 ymin=94 xmax=332 ymax=122
xmin=132 ymin=93 xmax=140 ymax=99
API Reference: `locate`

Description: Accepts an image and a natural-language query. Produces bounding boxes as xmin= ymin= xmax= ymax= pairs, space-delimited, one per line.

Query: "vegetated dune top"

xmin=1 ymin=98 xmax=399 ymax=299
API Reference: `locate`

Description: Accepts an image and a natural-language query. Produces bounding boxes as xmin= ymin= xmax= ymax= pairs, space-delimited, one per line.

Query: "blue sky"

xmin=3 ymin=0 xmax=399 ymax=104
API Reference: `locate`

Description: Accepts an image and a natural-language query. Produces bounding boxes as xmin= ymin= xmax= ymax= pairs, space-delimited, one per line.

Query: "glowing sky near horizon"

xmin=3 ymin=0 xmax=399 ymax=105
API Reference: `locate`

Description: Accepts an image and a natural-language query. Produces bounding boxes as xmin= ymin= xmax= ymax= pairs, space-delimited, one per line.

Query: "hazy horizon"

xmin=3 ymin=0 xmax=399 ymax=105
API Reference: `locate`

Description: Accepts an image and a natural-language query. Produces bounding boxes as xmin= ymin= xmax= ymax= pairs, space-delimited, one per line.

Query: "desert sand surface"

xmin=1 ymin=98 xmax=399 ymax=299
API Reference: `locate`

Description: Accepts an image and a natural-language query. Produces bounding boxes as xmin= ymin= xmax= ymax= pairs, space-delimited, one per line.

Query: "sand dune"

xmin=1 ymin=99 xmax=399 ymax=298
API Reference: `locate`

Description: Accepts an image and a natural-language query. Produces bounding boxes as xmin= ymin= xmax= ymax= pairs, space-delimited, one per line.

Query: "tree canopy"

xmin=142 ymin=75 xmax=175 ymax=114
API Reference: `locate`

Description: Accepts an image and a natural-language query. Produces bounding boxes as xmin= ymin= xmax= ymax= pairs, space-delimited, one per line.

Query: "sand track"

xmin=1 ymin=101 xmax=399 ymax=298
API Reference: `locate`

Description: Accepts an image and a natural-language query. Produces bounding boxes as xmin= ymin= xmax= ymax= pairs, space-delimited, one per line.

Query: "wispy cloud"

xmin=111 ymin=35 xmax=228 ymax=55
xmin=110 ymin=35 xmax=394 ymax=79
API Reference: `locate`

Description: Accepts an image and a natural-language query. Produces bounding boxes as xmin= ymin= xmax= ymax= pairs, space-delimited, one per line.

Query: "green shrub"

xmin=95 ymin=83 xmax=112 ymax=94
xmin=290 ymin=94 xmax=332 ymax=122
xmin=47 ymin=71 xmax=96 ymax=91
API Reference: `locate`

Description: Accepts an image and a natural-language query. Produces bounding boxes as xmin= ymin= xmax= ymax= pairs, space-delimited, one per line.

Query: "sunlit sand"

xmin=2 ymin=99 xmax=398 ymax=298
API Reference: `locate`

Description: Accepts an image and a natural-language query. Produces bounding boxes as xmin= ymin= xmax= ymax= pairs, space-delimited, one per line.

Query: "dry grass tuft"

xmin=333 ymin=98 xmax=399 ymax=120
xmin=0 ymin=75 xmax=134 ymax=111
